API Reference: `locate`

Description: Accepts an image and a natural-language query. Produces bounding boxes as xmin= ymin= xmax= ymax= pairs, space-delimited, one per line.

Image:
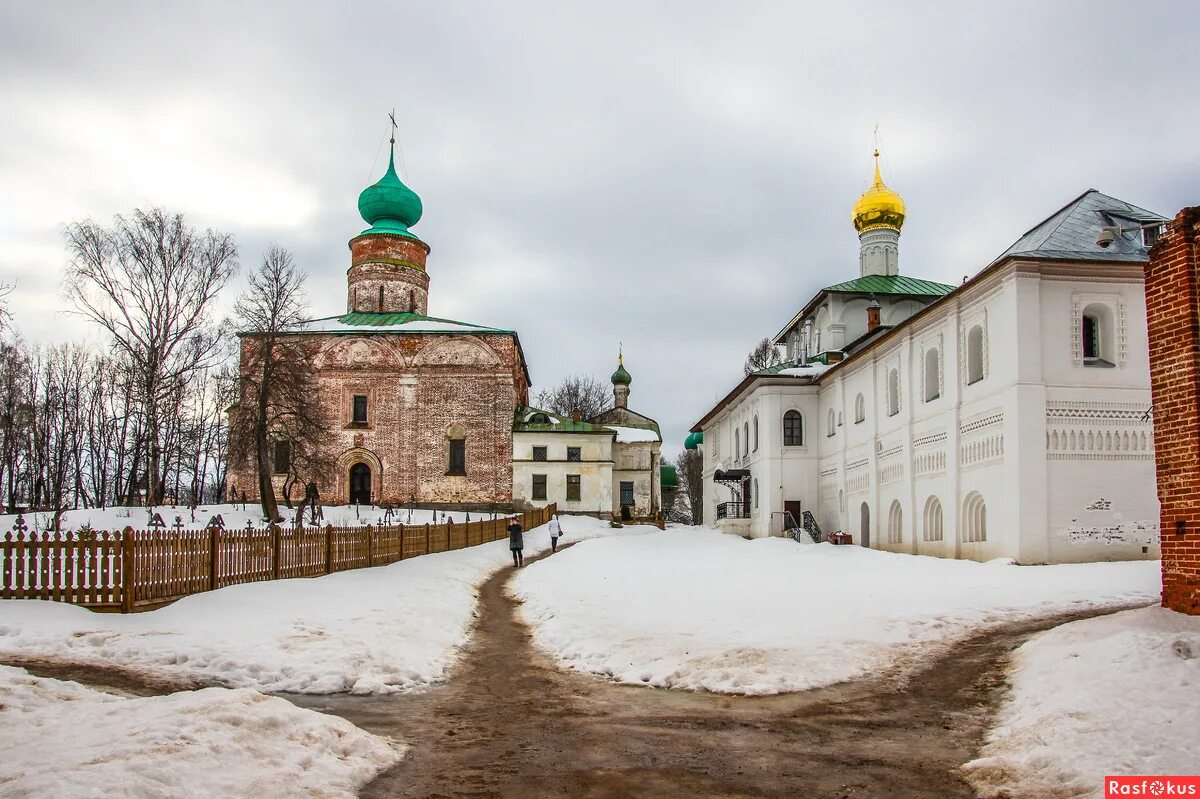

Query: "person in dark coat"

xmin=507 ymin=516 xmax=525 ymax=567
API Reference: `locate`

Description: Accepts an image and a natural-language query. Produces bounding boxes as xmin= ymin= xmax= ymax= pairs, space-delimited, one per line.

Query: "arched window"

xmin=753 ymin=478 xmax=759 ymax=509
xmin=923 ymin=496 xmax=943 ymax=542
xmin=924 ymin=348 xmax=940 ymax=402
xmin=888 ymin=500 xmax=903 ymax=544
xmin=734 ymin=428 xmax=740 ymax=459
xmin=1081 ymin=303 xmax=1115 ymax=366
xmin=963 ymin=492 xmax=987 ymax=543
xmin=753 ymin=415 xmax=759 ymax=451
xmin=887 ymin=369 xmax=900 ymax=416
xmin=967 ymin=325 xmax=985 ymax=384
xmin=743 ymin=422 xmax=750 ymax=456
xmin=854 ymin=394 xmax=865 ymax=423
xmin=827 ymin=409 xmax=836 ymax=437
xmin=784 ymin=410 xmax=804 ymax=446
xmin=528 ymin=412 xmax=550 ymax=424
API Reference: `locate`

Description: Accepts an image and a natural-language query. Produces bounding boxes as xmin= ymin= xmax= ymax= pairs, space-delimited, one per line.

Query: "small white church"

xmin=688 ymin=152 xmax=1166 ymax=563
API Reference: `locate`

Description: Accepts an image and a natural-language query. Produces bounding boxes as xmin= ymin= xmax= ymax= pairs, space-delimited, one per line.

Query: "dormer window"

xmin=1142 ymin=225 xmax=1162 ymax=247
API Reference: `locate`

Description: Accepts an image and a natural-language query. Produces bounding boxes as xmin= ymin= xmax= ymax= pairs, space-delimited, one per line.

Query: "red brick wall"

xmin=347 ymin=233 xmax=432 ymax=315
xmin=1145 ymin=206 xmax=1200 ymax=614
xmin=231 ymin=331 xmax=525 ymax=509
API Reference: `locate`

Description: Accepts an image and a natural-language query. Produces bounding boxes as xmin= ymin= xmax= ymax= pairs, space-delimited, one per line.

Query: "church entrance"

xmin=349 ymin=463 xmax=372 ymax=505
xmin=860 ymin=502 xmax=871 ymax=548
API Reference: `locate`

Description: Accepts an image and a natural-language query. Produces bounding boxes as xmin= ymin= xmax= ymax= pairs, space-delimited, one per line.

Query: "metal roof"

xmin=291 ymin=311 xmax=514 ymax=335
xmin=821 ymin=274 xmax=956 ymax=296
xmin=989 ymin=189 xmax=1168 ymax=265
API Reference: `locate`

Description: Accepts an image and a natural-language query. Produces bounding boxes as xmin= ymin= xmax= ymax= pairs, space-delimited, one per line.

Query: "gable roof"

xmin=821 ymin=274 xmax=956 ymax=297
xmin=512 ymin=405 xmax=615 ymax=435
xmin=772 ymin=274 xmax=954 ymax=344
xmin=990 ymin=189 xmax=1167 ymax=265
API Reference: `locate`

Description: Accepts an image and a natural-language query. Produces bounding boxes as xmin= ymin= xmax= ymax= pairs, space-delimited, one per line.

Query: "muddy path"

xmin=286 ymin=548 xmax=1148 ymax=799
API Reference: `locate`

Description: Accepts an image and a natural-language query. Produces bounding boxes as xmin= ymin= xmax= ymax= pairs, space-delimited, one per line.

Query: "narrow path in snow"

xmin=287 ymin=548 xmax=1150 ymax=799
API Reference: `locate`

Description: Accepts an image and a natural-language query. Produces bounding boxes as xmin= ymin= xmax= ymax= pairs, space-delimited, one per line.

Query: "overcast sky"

xmin=2 ymin=1 xmax=1197 ymax=457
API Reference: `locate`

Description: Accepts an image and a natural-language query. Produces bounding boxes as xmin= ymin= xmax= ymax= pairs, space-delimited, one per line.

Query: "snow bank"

xmin=964 ymin=606 xmax=1200 ymax=798
xmin=0 ymin=516 xmax=625 ymax=694
xmin=0 ymin=665 xmax=401 ymax=798
xmin=511 ymin=528 xmax=1159 ymax=695
xmin=0 ymin=503 xmax=499 ymax=534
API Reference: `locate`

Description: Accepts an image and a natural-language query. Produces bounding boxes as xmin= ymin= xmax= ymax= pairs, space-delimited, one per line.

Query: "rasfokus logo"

xmin=1106 ymin=777 xmax=1200 ymax=797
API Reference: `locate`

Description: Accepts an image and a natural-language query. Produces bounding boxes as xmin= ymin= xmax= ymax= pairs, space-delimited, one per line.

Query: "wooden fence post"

xmin=424 ymin=523 xmax=430 ymax=554
xmin=120 ymin=527 xmax=135 ymax=613
xmin=446 ymin=524 xmax=451 ymax=551
xmin=325 ymin=524 xmax=334 ymax=574
xmin=366 ymin=524 xmax=373 ymax=567
xmin=271 ymin=525 xmax=281 ymax=580
xmin=399 ymin=525 xmax=405 ymax=560
xmin=209 ymin=526 xmax=220 ymax=591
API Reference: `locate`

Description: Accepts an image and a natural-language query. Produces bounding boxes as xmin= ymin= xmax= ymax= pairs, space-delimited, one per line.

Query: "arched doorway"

xmin=860 ymin=502 xmax=871 ymax=548
xmin=349 ymin=463 xmax=372 ymax=505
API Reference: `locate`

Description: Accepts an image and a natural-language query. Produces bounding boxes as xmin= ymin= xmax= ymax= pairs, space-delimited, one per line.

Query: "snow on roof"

xmin=606 ymin=425 xmax=661 ymax=443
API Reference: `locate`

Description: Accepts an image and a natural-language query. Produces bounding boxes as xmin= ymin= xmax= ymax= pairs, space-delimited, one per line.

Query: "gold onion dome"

xmin=852 ymin=149 xmax=906 ymax=232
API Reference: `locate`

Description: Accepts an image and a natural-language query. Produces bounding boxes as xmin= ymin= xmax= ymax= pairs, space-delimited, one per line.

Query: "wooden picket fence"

xmin=0 ymin=504 xmax=556 ymax=612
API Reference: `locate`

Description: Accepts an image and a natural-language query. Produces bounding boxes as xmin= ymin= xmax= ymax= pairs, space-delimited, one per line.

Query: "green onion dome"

xmin=684 ymin=431 xmax=704 ymax=450
xmin=611 ymin=360 xmax=632 ymax=386
xmin=358 ymin=150 xmax=423 ymax=237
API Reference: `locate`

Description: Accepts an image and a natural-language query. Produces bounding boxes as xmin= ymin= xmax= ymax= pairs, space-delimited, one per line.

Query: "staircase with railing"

xmin=801 ymin=511 xmax=823 ymax=544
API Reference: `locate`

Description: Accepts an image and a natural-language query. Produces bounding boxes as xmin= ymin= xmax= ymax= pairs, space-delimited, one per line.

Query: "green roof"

xmin=822 ymin=275 xmax=956 ymax=297
xmin=513 ymin=406 xmax=615 ymax=434
xmin=660 ymin=465 xmax=678 ymax=488
xmin=285 ymin=312 xmax=515 ymax=335
xmin=684 ymin=431 xmax=704 ymax=449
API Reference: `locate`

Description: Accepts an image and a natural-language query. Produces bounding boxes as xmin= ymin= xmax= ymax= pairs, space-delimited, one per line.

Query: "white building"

xmin=513 ymin=354 xmax=663 ymax=520
xmin=689 ymin=154 xmax=1166 ymax=563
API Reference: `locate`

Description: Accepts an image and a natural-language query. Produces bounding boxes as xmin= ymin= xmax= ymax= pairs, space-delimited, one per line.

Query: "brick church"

xmin=229 ymin=142 xmax=533 ymax=510
xmin=228 ymin=141 xmax=663 ymax=517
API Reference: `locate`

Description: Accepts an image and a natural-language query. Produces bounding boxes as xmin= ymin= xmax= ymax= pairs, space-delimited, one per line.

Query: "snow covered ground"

xmin=0 ymin=516 xmax=633 ymax=694
xmin=511 ymin=528 xmax=1160 ymax=694
xmin=0 ymin=665 xmax=402 ymax=798
xmin=0 ymin=502 xmax=499 ymax=534
xmin=964 ymin=606 xmax=1200 ymax=799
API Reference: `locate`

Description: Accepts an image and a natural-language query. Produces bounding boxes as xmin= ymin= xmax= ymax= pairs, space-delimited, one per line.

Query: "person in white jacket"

xmin=548 ymin=514 xmax=562 ymax=553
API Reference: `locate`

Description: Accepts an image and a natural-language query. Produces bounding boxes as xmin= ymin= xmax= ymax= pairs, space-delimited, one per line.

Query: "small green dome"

xmin=684 ymin=431 xmax=704 ymax=450
xmin=611 ymin=361 xmax=632 ymax=386
xmin=358 ymin=150 xmax=423 ymax=237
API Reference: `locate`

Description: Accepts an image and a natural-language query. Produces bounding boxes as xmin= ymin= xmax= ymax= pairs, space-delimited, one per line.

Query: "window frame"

xmin=566 ymin=446 xmax=581 ymax=462
xmin=532 ymin=473 xmax=547 ymax=501
xmin=532 ymin=446 xmax=548 ymax=462
xmin=272 ymin=440 xmax=291 ymax=475
xmin=887 ymin=369 xmax=900 ymax=417
xmin=566 ymin=474 xmax=581 ymax=501
xmin=783 ymin=409 xmax=804 ymax=447
xmin=448 ymin=438 xmax=466 ymax=476
xmin=352 ymin=394 xmax=368 ymax=425
xmin=966 ymin=325 xmax=985 ymax=385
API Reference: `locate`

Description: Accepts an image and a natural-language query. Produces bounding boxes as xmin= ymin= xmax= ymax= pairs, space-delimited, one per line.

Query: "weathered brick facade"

xmin=230 ymin=226 xmax=531 ymax=510
xmin=1145 ymin=206 xmax=1200 ymax=614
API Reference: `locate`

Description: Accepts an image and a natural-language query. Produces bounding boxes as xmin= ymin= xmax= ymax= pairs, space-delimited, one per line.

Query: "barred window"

xmin=532 ymin=446 xmax=547 ymax=462
xmin=567 ymin=447 xmax=581 ymax=462
xmin=532 ymin=474 xmax=547 ymax=501
xmin=784 ymin=410 xmax=804 ymax=446
xmin=566 ymin=475 xmax=581 ymax=501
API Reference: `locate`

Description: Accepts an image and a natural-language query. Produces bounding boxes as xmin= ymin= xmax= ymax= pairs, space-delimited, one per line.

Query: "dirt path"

xmin=285 ymin=549 xmax=1147 ymax=798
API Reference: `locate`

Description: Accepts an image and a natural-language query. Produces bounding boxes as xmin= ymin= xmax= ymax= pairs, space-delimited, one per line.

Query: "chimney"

xmin=867 ymin=300 xmax=882 ymax=332
xmin=571 ymin=409 xmax=581 ymax=423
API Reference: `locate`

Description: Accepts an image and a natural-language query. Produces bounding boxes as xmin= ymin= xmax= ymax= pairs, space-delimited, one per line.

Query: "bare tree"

xmin=64 ymin=208 xmax=238 ymax=505
xmin=0 ymin=282 xmax=12 ymax=330
xmin=743 ymin=337 xmax=783 ymax=376
xmin=533 ymin=374 xmax=612 ymax=419
xmin=674 ymin=448 xmax=704 ymax=525
xmin=229 ymin=245 xmax=332 ymax=522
